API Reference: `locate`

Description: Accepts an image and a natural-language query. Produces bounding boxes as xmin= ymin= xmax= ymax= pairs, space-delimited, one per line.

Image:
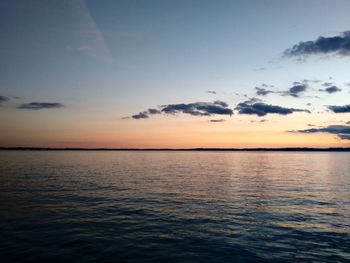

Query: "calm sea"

xmin=0 ymin=151 xmax=349 ymax=262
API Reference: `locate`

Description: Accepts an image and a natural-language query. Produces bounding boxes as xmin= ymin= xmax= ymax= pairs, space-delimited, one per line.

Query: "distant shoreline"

xmin=1 ymin=147 xmax=350 ymax=152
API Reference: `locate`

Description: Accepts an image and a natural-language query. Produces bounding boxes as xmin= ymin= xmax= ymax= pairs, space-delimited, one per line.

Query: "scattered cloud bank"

xmin=131 ymin=101 xmax=233 ymax=119
xmin=293 ymin=125 xmax=350 ymax=140
xmin=18 ymin=102 xmax=64 ymax=110
xmin=255 ymin=81 xmax=317 ymax=98
xmin=328 ymin=104 xmax=350 ymax=113
xmin=235 ymin=100 xmax=310 ymax=117
xmin=283 ymin=31 xmax=350 ymax=57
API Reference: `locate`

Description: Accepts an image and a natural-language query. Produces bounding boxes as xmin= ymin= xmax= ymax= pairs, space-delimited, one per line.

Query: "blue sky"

xmin=1 ymin=0 xmax=350 ymax=147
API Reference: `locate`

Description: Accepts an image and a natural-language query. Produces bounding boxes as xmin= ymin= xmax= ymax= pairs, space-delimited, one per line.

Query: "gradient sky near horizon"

xmin=1 ymin=0 xmax=350 ymax=148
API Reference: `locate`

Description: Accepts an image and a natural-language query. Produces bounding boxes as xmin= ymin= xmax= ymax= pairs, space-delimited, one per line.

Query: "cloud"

xmin=293 ymin=125 xmax=350 ymax=140
xmin=161 ymin=101 xmax=233 ymax=116
xmin=255 ymin=84 xmax=276 ymax=96
xmin=71 ymin=0 xmax=113 ymax=63
xmin=132 ymin=112 xmax=149 ymax=119
xmin=322 ymin=82 xmax=334 ymax=87
xmin=339 ymin=134 xmax=350 ymax=140
xmin=319 ymin=86 xmax=342 ymax=94
xmin=328 ymin=104 xmax=350 ymax=113
xmin=347 ymin=121 xmax=350 ymax=125
xmin=18 ymin=102 xmax=64 ymax=110
xmin=236 ymin=100 xmax=310 ymax=117
xmin=0 ymin=96 xmax=9 ymax=103
xmin=285 ymin=82 xmax=308 ymax=97
xmin=250 ymin=119 xmax=268 ymax=123
xmin=207 ymin=90 xmax=216 ymax=94
xmin=213 ymin=100 xmax=229 ymax=107
xmin=283 ymin=31 xmax=350 ymax=57
xmin=147 ymin=108 xmax=161 ymax=114
xmin=131 ymin=108 xmax=161 ymax=119
xmin=255 ymin=87 xmax=274 ymax=96
xmin=209 ymin=119 xmax=225 ymax=122
xmin=131 ymin=101 xmax=233 ymax=119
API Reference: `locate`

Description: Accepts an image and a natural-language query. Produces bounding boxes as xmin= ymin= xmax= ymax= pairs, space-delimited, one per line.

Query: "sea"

xmin=0 ymin=151 xmax=349 ymax=262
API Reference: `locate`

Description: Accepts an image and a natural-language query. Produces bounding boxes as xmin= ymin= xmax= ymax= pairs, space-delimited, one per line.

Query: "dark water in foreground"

xmin=0 ymin=151 xmax=349 ymax=262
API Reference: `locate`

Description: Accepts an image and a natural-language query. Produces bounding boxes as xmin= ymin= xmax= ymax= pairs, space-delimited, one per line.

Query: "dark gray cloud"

xmin=209 ymin=119 xmax=225 ymax=122
xmin=0 ymin=96 xmax=9 ymax=103
xmin=131 ymin=101 xmax=233 ymax=119
xmin=340 ymin=134 xmax=350 ymax=140
xmin=293 ymin=125 xmax=350 ymax=140
xmin=131 ymin=108 xmax=161 ymax=119
xmin=255 ymin=84 xmax=276 ymax=96
xmin=328 ymin=104 xmax=350 ymax=113
xmin=285 ymin=83 xmax=308 ymax=97
xmin=207 ymin=90 xmax=216 ymax=94
xmin=236 ymin=100 xmax=310 ymax=117
xmin=347 ymin=121 xmax=350 ymax=125
xmin=132 ymin=111 xmax=149 ymax=119
xmin=256 ymin=87 xmax=274 ymax=96
xmin=320 ymin=86 xmax=342 ymax=94
xmin=161 ymin=101 xmax=233 ymax=116
xmin=147 ymin=108 xmax=161 ymax=114
xmin=18 ymin=102 xmax=63 ymax=110
xmin=283 ymin=31 xmax=350 ymax=57
xmin=213 ymin=100 xmax=229 ymax=107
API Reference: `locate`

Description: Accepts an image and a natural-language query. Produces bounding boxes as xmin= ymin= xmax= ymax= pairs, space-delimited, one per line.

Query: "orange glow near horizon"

xmin=1 ymin=111 xmax=349 ymax=148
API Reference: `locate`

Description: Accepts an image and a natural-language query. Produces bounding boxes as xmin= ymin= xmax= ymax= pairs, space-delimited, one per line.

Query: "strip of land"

xmin=0 ymin=147 xmax=350 ymax=152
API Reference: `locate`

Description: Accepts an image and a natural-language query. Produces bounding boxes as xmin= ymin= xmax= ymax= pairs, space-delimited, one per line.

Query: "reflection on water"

xmin=0 ymin=151 xmax=349 ymax=262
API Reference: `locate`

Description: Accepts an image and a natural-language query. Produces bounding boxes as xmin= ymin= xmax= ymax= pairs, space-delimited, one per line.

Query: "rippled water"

xmin=0 ymin=151 xmax=349 ymax=262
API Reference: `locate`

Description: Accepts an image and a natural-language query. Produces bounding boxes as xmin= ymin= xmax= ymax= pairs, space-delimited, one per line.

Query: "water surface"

xmin=0 ymin=151 xmax=349 ymax=262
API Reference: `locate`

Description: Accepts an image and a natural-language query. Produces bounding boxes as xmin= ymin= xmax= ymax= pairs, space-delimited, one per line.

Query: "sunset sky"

xmin=1 ymin=0 xmax=350 ymax=148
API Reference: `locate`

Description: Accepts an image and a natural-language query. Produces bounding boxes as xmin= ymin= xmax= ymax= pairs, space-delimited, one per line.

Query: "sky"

xmin=1 ymin=0 xmax=350 ymax=148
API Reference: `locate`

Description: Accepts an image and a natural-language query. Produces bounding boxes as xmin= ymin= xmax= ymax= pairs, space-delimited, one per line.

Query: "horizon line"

xmin=1 ymin=147 xmax=350 ymax=152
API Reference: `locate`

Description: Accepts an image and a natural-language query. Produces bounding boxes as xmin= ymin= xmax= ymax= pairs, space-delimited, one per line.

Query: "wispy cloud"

xmin=18 ymin=102 xmax=64 ymax=110
xmin=209 ymin=119 xmax=225 ymax=123
xmin=283 ymin=31 xmax=350 ymax=58
xmin=70 ymin=0 xmax=113 ymax=63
